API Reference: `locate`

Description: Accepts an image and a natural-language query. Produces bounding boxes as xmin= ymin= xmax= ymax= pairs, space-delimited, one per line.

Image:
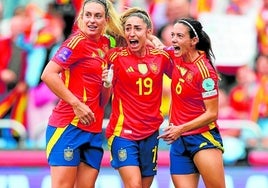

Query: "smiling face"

xmin=124 ymin=16 xmax=151 ymax=56
xmin=81 ymin=2 xmax=107 ymax=40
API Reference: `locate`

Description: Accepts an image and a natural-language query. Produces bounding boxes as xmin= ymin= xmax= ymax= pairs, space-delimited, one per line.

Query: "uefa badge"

xmin=64 ymin=147 xmax=74 ymax=161
xmin=118 ymin=148 xmax=127 ymax=162
xmin=202 ymin=78 xmax=215 ymax=91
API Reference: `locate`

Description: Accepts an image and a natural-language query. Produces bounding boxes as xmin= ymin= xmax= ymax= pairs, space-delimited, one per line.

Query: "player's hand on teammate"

xmin=158 ymin=123 xmax=182 ymax=144
xmin=102 ymin=64 xmax=114 ymax=88
xmin=147 ymin=34 xmax=166 ymax=49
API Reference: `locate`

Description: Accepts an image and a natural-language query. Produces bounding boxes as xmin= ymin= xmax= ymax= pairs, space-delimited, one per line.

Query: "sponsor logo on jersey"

xmin=202 ymin=89 xmax=217 ymax=98
xmin=199 ymin=142 xmax=208 ymax=148
xmin=126 ymin=66 xmax=134 ymax=72
xmin=177 ymin=65 xmax=187 ymax=76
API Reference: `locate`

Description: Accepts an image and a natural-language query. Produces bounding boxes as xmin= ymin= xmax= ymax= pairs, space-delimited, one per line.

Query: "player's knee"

xmin=124 ymin=180 xmax=142 ymax=188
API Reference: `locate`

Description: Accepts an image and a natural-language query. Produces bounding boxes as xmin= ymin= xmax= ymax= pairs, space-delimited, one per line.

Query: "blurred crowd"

xmin=0 ymin=0 xmax=268 ymax=164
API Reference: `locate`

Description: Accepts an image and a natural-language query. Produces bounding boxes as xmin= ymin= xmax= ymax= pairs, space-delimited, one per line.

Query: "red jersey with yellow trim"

xmin=106 ymin=47 xmax=173 ymax=140
xmin=170 ymin=51 xmax=219 ymax=136
xmin=48 ymin=31 xmax=110 ymax=133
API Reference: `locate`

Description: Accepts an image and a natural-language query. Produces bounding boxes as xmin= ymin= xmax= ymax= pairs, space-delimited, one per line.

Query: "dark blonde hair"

xmin=76 ymin=0 xmax=124 ymax=44
xmin=120 ymin=7 xmax=153 ymax=31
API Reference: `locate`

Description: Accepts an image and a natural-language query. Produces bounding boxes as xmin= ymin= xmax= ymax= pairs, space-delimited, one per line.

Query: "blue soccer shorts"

xmin=46 ymin=124 xmax=104 ymax=170
xmin=170 ymin=127 xmax=224 ymax=174
xmin=108 ymin=131 xmax=159 ymax=177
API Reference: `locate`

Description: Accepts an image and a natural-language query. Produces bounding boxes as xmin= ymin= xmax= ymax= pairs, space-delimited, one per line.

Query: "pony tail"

xmin=105 ymin=0 xmax=126 ymax=46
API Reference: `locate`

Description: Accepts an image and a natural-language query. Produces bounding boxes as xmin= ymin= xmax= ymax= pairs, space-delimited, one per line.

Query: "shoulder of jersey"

xmin=194 ymin=52 xmax=211 ymax=79
xmin=149 ymin=48 xmax=170 ymax=58
xmin=66 ymin=33 xmax=86 ymax=49
xmin=108 ymin=47 xmax=129 ymax=62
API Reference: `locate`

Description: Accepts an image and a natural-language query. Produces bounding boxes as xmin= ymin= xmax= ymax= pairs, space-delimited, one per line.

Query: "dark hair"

xmin=175 ymin=17 xmax=216 ymax=69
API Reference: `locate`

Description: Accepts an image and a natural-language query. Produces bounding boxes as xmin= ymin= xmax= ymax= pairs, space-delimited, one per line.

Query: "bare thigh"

xmin=50 ymin=166 xmax=77 ymax=188
xmin=75 ymin=162 xmax=99 ymax=188
xmin=118 ymin=166 xmax=142 ymax=188
xmin=194 ymin=149 xmax=226 ymax=188
xmin=171 ymin=173 xmax=199 ymax=188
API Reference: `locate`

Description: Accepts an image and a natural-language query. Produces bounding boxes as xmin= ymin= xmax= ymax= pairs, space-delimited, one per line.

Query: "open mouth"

xmin=173 ymin=46 xmax=181 ymax=56
xmin=88 ymin=25 xmax=97 ymax=31
xmin=174 ymin=46 xmax=180 ymax=51
xmin=129 ymin=39 xmax=139 ymax=48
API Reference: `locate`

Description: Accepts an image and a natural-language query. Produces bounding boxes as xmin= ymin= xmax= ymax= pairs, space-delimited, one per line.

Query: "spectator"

xmin=0 ymin=6 xmax=30 ymax=132
xmin=191 ymin=0 xmax=229 ymax=18
xmin=165 ymin=0 xmax=191 ymax=23
xmin=226 ymin=0 xmax=259 ymax=16
xmin=250 ymin=54 xmax=268 ymax=148
xmin=190 ymin=0 xmax=214 ymax=19
xmin=229 ymin=65 xmax=257 ymax=119
xmin=218 ymin=88 xmax=237 ymax=120
xmin=256 ymin=0 xmax=268 ymax=55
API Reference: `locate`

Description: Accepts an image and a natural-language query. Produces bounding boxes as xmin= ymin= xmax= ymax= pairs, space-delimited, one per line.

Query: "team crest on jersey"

xmin=185 ymin=71 xmax=194 ymax=83
xmin=202 ymin=78 xmax=215 ymax=91
xmin=118 ymin=148 xmax=127 ymax=161
xmin=64 ymin=147 xmax=74 ymax=161
xmin=138 ymin=64 xmax=148 ymax=74
xmin=149 ymin=62 xmax=159 ymax=74
xmin=56 ymin=47 xmax=72 ymax=62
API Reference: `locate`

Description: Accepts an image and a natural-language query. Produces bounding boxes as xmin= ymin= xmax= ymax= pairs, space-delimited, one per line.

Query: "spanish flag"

xmin=0 ymin=87 xmax=28 ymax=128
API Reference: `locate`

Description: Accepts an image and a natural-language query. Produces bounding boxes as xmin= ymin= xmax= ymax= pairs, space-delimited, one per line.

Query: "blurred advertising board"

xmin=0 ymin=150 xmax=268 ymax=188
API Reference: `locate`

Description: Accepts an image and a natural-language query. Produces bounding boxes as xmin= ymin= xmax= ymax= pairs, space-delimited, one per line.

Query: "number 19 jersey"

xmin=106 ymin=47 xmax=173 ymax=140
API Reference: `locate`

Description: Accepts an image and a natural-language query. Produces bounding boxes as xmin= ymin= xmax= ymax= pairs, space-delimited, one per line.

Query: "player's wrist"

xmin=103 ymin=82 xmax=112 ymax=88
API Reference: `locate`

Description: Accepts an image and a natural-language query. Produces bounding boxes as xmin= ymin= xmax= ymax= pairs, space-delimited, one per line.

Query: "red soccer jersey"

xmin=169 ymin=51 xmax=219 ymax=135
xmin=106 ymin=47 xmax=173 ymax=140
xmin=48 ymin=31 xmax=110 ymax=133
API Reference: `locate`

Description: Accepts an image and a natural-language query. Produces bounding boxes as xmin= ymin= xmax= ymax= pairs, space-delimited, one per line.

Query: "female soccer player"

xmin=41 ymin=0 xmax=123 ymax=187
xmin=157 ymin=17 xmax=226 ymax=188
xmin=105 ymin=7 xmax=173 ymax=188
